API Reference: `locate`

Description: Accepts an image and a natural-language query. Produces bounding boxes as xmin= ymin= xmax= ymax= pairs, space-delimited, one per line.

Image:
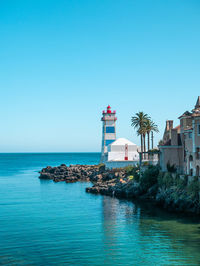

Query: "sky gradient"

xmin=0 ymin=0 xmax=200 ymax=152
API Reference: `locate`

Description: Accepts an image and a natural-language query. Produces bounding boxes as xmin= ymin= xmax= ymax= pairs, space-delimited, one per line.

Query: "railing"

xmin=101 ymin=117 xmax=117 ymax=121
xmin=138 ymin=151 xmax=160 ymax=166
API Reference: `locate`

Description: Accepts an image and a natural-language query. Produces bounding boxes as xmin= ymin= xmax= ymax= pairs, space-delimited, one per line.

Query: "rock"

xmin=39 ymin=164 xmax=114 ymax=184
xmin=39 ymin=173 xmax=53 ymax=179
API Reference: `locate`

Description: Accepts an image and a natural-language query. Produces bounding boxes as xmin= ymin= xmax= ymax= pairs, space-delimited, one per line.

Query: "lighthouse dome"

xmin=107 ymin=105 xmax=112 ymax=113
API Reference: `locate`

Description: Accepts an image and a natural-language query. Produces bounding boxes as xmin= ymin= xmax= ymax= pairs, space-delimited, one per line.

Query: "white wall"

xmin=108 ymin=151 xmax=139 ymax=161
xmin=108 ymin=145 xmax=138 ymax=152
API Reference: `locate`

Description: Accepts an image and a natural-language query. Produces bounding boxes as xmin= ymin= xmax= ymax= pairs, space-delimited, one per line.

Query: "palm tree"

xmin=151 ymin=130 xmax=158 ymax=149
xmin=142 ymin=128 xmax=147 ymax=159
xmin=131 ymin=112 xmax=149 ymax=156
xmin=145 ymin=119 xmax=159 ymax=151
xmin=136 ymin=127 xmax=145 ymax=154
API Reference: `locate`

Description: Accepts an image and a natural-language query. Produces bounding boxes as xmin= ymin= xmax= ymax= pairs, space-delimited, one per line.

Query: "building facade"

xmin=159 ymin=97 xmax=200 ymax=176
xmin=159 ymin=121 xmax=183 ymax=173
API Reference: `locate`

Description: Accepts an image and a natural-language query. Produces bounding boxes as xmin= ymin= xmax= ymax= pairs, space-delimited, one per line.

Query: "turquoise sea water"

xmin=1 ymin=153 xmax=200 ymax=265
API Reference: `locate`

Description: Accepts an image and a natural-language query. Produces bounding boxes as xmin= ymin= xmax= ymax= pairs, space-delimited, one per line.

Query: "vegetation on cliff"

xmin=87 ymin=164 xmax=200 ymax=215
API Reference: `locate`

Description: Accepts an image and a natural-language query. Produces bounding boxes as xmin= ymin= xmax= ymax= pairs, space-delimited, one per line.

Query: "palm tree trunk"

xmin=140 ymin=134 xmax=143 ymax=160
xmin=151 ymin=131 xmax=154 ymax=149
xmin=143 ymin=134 xmax=146 ymax=160
xmin=147 ymin=132 xmax=150 ymax=151
xmin=147 ymin=132 xmax=150 ymax=159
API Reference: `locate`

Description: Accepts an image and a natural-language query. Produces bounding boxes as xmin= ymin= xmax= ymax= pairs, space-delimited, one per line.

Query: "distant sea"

xmin=0 ymin=153 xmax=200 ymax=265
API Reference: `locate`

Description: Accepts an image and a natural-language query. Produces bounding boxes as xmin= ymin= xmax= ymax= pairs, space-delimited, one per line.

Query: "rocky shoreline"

xmin=39 ymin=164 xmax=200 ymax=215
xmin=39 ymin=164 xmax=103 ymax=183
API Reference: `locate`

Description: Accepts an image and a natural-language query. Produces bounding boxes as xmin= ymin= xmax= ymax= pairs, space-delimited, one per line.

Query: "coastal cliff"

xmin=39 ymin=164 xmax=200 ymax=215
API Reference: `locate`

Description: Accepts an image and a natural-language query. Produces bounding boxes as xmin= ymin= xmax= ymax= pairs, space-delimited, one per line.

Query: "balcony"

xmin=101 ymin=117 xmax=117 ymax=121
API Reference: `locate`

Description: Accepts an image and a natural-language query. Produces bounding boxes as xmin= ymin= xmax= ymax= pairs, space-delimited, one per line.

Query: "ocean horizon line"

xmin=0 ymin=151 xmax=101 ymax=154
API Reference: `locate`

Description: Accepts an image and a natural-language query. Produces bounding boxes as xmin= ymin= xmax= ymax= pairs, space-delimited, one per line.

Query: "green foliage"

xmin=98 ymin=163 xmax=105 ymax=172
xmin=125 ymin=166 xmax=134 ymax=175
xmin=131 ymin=112 xmax=150 ymax=130
xmin=124 ymin=165 xmax=140 ymax=182
xmin=187 ymin=177 xmax=200 ymax=199
xmin=148 ymin=149 xmax=159 ymax=154
xmin=128 ymin=175 xmax=134 ymax=180
xmin=162 ymin=172 xmax=174 ymax=188
xmin=145 ymin=119 xmax=159 ymax=134
xmin=140 ymin=165 xmax=160 ymax=192
xmin=157 ymin=170 xmax=200 ymax=202
xmin=174 ymin=175 xmax=188 ymax=189
xmin=166 ymin=161 xmax=177 ymax=173
xmin=157 ymin=171 xmax=164 ymax=186
xmin=131 ymin=113 xmax=159 ymax=135
xmin=111 ymin=167 xmax=125 ymax=173
xmin=184 ymin=175 xmax=189 ymax=185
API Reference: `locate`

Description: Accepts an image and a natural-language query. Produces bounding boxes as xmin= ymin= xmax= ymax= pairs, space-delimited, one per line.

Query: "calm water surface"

xmin=0 ymin=153 xmax=200 ymax=265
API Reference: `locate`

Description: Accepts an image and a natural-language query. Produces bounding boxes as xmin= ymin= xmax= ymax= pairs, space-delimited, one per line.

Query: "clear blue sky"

xmin=0 ymin=0 xmax=200 ymax=152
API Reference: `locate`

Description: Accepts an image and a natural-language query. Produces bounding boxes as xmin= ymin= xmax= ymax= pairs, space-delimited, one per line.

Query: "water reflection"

xmin=102 ymin=196 xmax=118 ymax=262
xmin=101 ymin=196 xmax=200 ymax=265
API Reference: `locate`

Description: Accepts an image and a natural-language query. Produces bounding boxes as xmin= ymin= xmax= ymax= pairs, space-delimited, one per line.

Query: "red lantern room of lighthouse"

xmin=100 ymin=105 xmax=117 ymax=163
xmin=107 ymin=105 xmax=112 ymax=114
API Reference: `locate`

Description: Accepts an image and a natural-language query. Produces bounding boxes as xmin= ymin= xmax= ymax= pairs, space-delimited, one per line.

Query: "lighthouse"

xmin=100 ymin=105 xmax=117 ymax=163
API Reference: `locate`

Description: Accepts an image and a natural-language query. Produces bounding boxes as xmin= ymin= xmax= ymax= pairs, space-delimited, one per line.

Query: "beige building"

xmin=159 ymin=121 xmax=183 ymax=173
xmin=159 ymin=97 xmax=200 ymax=176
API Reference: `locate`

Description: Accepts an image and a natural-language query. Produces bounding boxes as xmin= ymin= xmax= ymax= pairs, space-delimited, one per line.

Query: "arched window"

xmin=196 ymin=166 xmax=200 ymax=177
xmin=190 ymin=168 xmax=193 ymax=176
xmin=189 ymin=155 xmax=193 ymax=176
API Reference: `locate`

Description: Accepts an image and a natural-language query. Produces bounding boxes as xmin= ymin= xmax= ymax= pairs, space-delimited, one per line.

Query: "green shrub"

xmin=162 ymin=172 xmax=174 ymax=188
xmin=128 ymin=175 xmax=134 ymax=180
xmin=98 ymin=163 xmax=105 ymax=172
xmin=157 ymin=171 xmax=164 ymax=186
xmin=125 ymin=166 xmax=140 ymax=182
xmin=148 ymin=149 xmax=159 ymax=154
xmin=174 ymin=175 xmax=187 ymax=189
xmin=166 ymin=161 xmax=177 ymax=173
xmin=184 ymin=175 xmax=188 ymax=185
xmin=125 ymin=166 xmax=134 ymax=175
xmin=140 ymin=165 xmax=160 ymax=192
xmin=187 ymin=177 xmax=200 ymax=199
xmin=134 ymin=171 xmax=140 ymax=182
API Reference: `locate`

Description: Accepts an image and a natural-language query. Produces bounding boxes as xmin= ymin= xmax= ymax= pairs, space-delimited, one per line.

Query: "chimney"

xmin=195 ymin=96 xmax=200 ymax=109
xmin=166 ymin=120 xmax=173 ymax=131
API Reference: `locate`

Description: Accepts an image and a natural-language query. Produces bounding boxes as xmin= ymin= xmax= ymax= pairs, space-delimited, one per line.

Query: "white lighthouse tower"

xmin=100 ymin=105 xmax=117 ymax=163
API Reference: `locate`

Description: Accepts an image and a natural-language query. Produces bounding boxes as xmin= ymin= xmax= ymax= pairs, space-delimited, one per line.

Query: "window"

xmin=189 ymin=155 xmax=193 ymax=162
xmin=189 ymin=132 xmax=192 ymax=139
xmin=105 ymin=140 xmax=115 ymax=146
xmin=190 ymin=168 xmax=193 ymax=176
xmin=196 ymin=166 xmax=200 ymax=177
xmin=106 ymin=126 xmax=115 ymax=133
xmin=198 ymin=125 xmax=200 ymax=135
xmin=196 ymin=148 xmax=200 ymax=160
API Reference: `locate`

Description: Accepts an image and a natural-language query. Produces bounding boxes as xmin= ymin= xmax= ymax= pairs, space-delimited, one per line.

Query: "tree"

xmin=145 ymin=119 xmax=159 ymax=151
xmin=131 ymin=112 xmax=149 ymax=157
